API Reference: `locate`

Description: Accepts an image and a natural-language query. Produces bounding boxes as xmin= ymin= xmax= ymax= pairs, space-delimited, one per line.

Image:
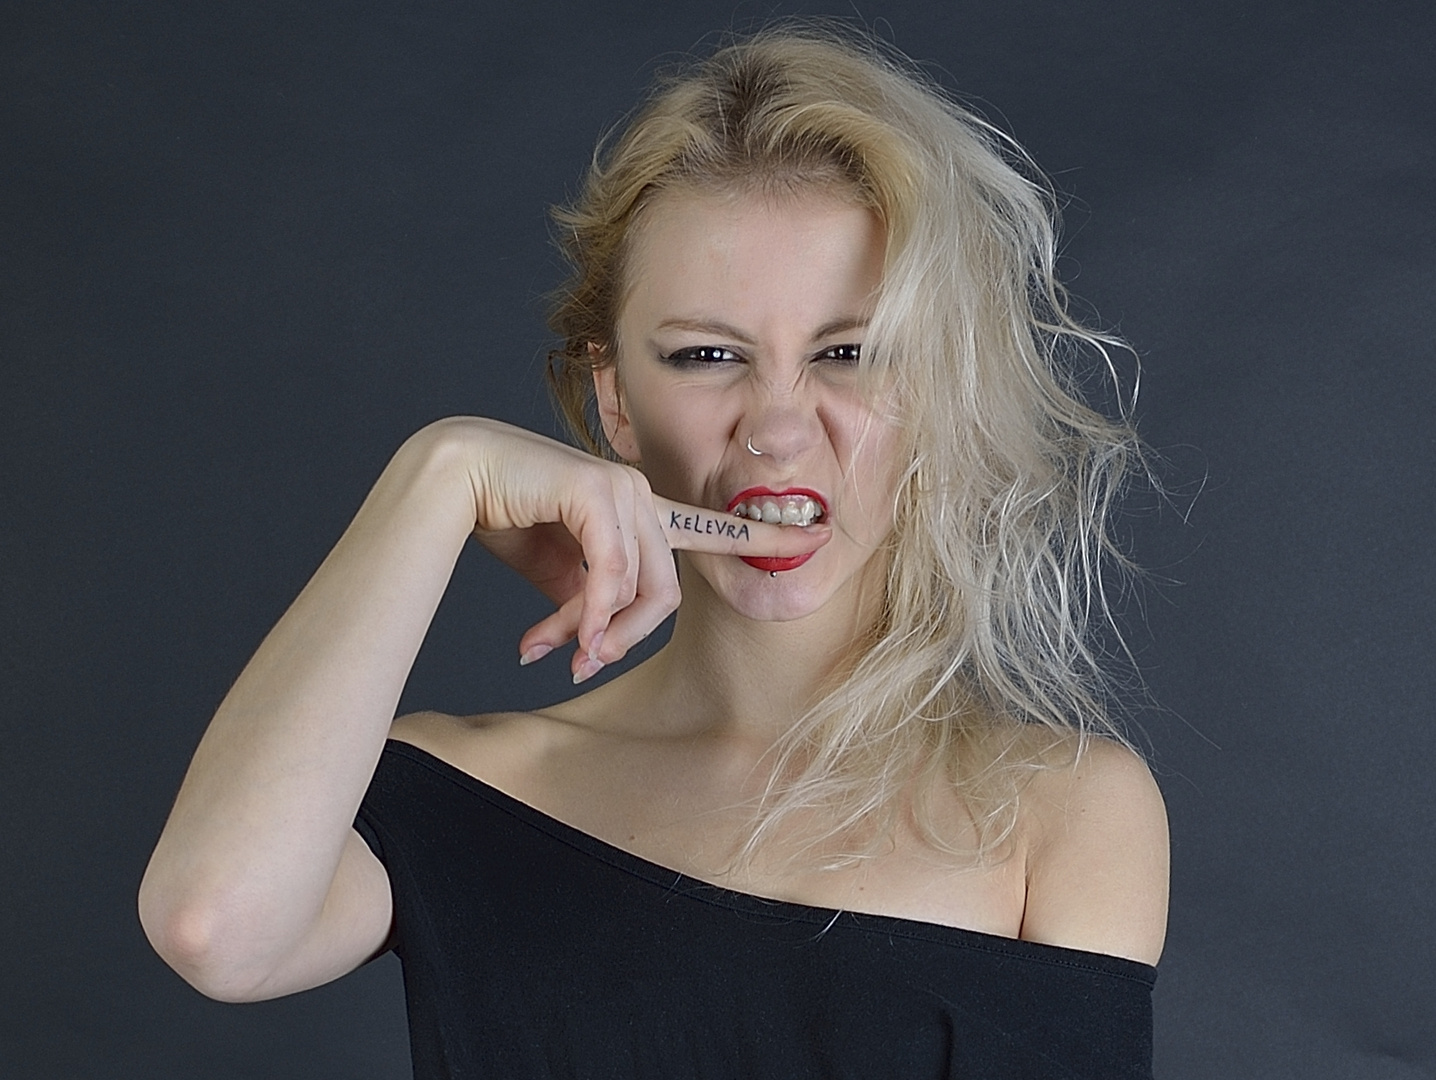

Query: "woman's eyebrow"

xmin=811 ymin=316 xmax=869 ymax=340
xmin=654 ymin=316 xmax=870 ymax=342
xmin=654 ymin=318 xmax=755 ymax=343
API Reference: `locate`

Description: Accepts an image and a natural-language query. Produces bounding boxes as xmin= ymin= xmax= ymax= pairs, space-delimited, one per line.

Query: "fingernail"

xmin=573 ymin=656 xmax=604 ymax=685
xmin=519 ymin=644 xmax=552 ymax=666
xmin=587 ymin=630 xmax=605 ymax=663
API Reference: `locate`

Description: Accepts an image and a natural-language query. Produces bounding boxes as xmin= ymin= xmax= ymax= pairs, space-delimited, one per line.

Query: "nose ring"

xmin=746 ymin=436 xmax=765 ymax=456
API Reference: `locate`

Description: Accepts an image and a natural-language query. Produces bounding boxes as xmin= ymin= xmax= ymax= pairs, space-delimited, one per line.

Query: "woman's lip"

xmin=741 ymin=551 xmax=817 ymax=573
xmin=725 ymin=486 xmax=829 ymax=514
xmin=725 ymin=487 xmax=828 ymax=573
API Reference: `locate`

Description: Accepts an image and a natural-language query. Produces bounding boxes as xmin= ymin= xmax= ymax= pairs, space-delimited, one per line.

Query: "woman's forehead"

xmin=619 ymin=188 xmax=885 ymax=330
xmin=632 ymin=182 xmax=875 ymax=247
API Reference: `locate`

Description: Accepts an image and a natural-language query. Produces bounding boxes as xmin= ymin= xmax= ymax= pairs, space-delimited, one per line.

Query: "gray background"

xmin=3 ymin=1 xmax=1433 ymax=1076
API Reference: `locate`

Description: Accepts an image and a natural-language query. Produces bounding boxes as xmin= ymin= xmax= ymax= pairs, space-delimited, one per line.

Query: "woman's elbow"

xmin=137 ymin=876 xmax=279 ymax=1002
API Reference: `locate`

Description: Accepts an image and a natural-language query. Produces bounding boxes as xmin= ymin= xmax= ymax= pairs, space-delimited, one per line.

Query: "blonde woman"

xmin=141 ymin=25 xmax=1168 ymax=1078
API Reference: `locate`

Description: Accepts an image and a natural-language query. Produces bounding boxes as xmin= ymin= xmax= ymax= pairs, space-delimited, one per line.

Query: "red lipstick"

xmin=741 ymin=552 xmax=816 ymax=572
xmin=725 ymin=487 xmax=829 ymax=574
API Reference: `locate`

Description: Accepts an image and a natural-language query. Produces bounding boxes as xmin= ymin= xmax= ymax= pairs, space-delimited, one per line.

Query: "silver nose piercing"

xmin=746 ymin=436 xmax=765 ymax=456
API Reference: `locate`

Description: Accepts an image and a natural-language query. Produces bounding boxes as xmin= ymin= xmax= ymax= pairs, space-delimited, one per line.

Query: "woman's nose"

xmin=742 ymin=388 xmax=826 ymax=464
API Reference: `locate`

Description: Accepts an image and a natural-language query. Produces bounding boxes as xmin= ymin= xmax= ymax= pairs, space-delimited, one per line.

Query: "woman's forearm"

xmin=138 ymin=420 xmax=477 ymax=993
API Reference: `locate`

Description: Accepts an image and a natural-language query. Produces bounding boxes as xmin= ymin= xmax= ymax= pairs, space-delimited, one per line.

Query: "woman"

xmin=140 ymin=25 xmax=1168 ymax=1078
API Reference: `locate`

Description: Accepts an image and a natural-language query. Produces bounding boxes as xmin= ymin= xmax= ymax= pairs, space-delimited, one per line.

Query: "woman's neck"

xmin=616 ymin=567 xmax=882 ymax=747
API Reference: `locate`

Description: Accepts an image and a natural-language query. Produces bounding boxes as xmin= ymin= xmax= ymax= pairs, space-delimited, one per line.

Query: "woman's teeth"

xmin=731 ymin=496 xmax=825 ymax=527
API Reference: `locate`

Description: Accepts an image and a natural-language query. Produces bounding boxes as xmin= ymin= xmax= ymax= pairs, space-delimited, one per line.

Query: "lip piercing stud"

xmin=769 ymin=571 xmax=778 ymax=578
xmin=746 ymin=436 xmax=764 ymax=456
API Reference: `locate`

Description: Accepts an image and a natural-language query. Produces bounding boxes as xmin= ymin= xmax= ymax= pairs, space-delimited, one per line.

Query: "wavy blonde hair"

xmin=548 ymin=24 xmax=1142 ymax=863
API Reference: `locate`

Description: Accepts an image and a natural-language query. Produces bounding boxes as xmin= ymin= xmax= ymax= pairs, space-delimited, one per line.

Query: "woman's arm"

xmin=138 ymin=421 xmax=482 ymax=1000
xmin=1019 ymin=739 xmax=1170 ymax=965
xmin=138 ymin=417 xmax=825 ymax=1001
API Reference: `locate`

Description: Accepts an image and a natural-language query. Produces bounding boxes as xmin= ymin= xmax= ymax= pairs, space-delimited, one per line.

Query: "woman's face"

xmin=596 ymin=188 xmax=901 ymax=623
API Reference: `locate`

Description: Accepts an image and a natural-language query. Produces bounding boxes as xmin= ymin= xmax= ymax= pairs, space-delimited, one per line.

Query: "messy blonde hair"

xmin=548 ymin=24 xmax=1142 ymax=862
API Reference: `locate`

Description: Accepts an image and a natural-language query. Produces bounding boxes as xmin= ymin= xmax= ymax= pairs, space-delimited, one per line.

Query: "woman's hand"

xmin=454 ymin=418 xmax=831 ymax=682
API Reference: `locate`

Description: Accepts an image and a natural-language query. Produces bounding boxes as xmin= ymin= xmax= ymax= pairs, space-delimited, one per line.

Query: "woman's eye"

xmin=817 ymin=343 xmax=862 ymax=365
xmin=659 ymin=346 xmax=741 ymax=367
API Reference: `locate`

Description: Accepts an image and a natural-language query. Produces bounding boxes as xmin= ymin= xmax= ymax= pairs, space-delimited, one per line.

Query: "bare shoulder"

xmin=390 ymin=708 xmax=504 ymax=751
xmin=386 ymin=708 xmax=573 ymax=790
xmin=387 ymin=669 xmax=644 ymax=769
xmin=1019 ymin=736 xmax=1169 ymax=965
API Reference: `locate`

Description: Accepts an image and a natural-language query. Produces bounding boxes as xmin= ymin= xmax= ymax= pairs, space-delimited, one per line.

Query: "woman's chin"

xmin=685 ymin=552 xmax=837 ymax=623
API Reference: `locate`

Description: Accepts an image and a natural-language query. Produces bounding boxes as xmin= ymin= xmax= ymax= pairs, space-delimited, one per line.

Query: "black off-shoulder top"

xmin=355 ymin=739 xmax=1155 ymax=1079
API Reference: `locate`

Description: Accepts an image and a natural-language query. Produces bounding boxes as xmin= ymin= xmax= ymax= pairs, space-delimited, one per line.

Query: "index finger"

xmin=654 ymin=496 xmax=832 ymax=557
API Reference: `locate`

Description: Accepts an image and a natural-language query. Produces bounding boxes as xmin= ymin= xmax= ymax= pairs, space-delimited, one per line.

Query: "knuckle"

xmin=595 ymin=549 xmax=629 ymax=577
xmin=627 ymin=470 xmax=653 ymax=498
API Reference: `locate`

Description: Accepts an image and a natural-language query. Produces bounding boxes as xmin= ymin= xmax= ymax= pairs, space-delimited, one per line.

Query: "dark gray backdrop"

xmin=3 ymin=1 xmax=1433 ymax=1077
